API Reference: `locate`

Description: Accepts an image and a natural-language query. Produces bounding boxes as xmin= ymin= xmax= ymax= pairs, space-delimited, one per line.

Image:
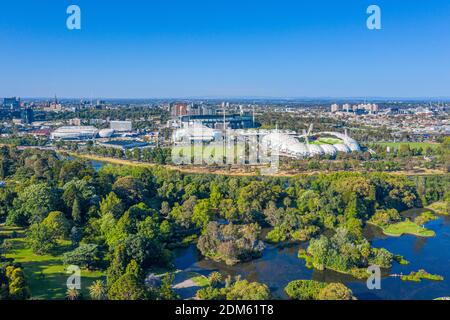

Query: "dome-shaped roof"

xmin=98 ymin=129 xmax=115 ymax=138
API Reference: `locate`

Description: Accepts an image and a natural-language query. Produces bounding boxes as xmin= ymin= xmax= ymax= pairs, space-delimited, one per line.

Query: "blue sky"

xmin=1 ymin=0 xmax=450 ymax=98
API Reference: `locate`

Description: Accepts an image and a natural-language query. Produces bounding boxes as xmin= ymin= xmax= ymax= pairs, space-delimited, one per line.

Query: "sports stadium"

xmin=173 ymin=123 xmax=362 ymax=160
xmin=261 ymin=130 xmax=361 ymax=158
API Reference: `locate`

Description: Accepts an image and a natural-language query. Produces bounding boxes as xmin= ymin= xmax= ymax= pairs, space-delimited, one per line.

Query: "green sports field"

xmin=172 ymin=143 xmax=246 ymax=163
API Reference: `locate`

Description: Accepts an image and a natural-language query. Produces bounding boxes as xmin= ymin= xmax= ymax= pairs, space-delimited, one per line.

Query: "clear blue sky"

xmin=1 ymin=0 xmax=450 ymax=99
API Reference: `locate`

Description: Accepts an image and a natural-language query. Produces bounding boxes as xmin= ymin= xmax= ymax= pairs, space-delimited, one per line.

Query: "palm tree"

xmin=208 ymin=272 xmax=222 ymax=288
xmin=89 ymin=280 xmax=107 ymax=300
xmin=66 ymin=288 xmax=81 ymax=301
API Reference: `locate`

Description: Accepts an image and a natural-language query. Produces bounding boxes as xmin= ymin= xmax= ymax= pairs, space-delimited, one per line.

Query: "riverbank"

xmin=63 ymin=151 xmax=447 ymax=178
xmin=426 ymin=202 xmax=448 ymax=216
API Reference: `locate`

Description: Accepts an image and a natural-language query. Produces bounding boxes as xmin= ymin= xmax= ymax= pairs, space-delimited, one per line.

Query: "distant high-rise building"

xmin=331 ymin=104 xmax=340 ymax=113
xmin=21 ymin=108 xmax=34 ymax=124
xmin=171 ymin=103 xmax=188 ymax=117
xmin=201 ymin=105 xmax=216 ymax=116
xmin=3 ymin=97 xmax=21 ymax=110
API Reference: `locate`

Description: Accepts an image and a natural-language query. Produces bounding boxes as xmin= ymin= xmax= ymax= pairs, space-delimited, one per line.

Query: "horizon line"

xmin=8 ymin=96 xmax=450 ymax=102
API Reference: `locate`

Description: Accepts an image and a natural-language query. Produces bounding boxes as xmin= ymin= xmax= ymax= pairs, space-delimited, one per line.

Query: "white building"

xmin=261 ymin=131 xmax=361 ymax=158
xmin=331 ymin=104 xmax=340 ymax=113
xmin=173 ymin=123 xmax=222 ymax=143
xmin=51 ymin=126 xmax=98 ymax=140
xmin=110 ymin=121 xmax=132 ymax=132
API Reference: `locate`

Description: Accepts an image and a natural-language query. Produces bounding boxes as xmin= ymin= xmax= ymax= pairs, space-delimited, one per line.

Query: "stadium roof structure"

xmin=261 ymin=131 xmax=361 ymax=158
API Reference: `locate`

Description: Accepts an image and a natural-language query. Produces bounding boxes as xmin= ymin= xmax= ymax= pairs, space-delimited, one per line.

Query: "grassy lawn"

xmin=375 ymin=142 xmax=440 ymax=150
xmin=312 ymin=137 xmax=343 ymax=145
xmin=382 ymin=220 xmax=436 ymax=238
xmin=172 ymin=144 xmax=245 ymax=163
xmin=2 ymin=226 xmax=105 ymax=300
xmin=190 ymin=274 xmax=210 ymax=287
xmin=0 ymin=225 xmax=25 ymax=238
xmin=426 ymin=202 xmax=448 ymax=216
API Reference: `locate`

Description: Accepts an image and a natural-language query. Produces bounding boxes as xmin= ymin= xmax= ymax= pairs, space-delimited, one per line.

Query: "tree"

xmin=72 ymin=198 xmax=82 ymax=224
xmin=197 ymin=222 xmax=264 ymax=265
xmin=159 ymin=274 xmax=180 ymax=300
xmin=317 ymin=283 xmax=355 ymax=300
xmin=237 ymin=181 xmax=280 ymax=222
xmin=42 ymin=211 xmax=71 ymax=239
xmin=63 ymin=244 xmax=101 ymax=270
xmin=208 ymin=272 xmax=222 ymax=288
xmin=160 ymin=201 xmax=171 ymax=218
xmin=106 ymin=244 xmax=127 ymax=287
xmin=112 ymin=176 xmax=146 ymax=207
xmin=108 ymin=261 xmax=147 ymax=300
xmin=27 ymin=223 xmax=58 ymax=255
xmin=89 ymin=280 xmax=107 ymax=300
xmin=169 ymin=196 xmax=197 ymax=229
xmin=62 ymin=179 xmax=97 ymax=215
xmin=70 ymin=226 xmax=83 ymax=246
xmin=284 ymin=280 xmax=326 ymax=300
xmin=100 ymin=192 xmax=124 ymax=219
xmin=192 ymin=199 xmax=214 ymax=230
xmin=8 ymin=183 xmax=60 ymax=226
xmin=225 ymin=280 xmax=270 ymax=300
xmin=59 ymin=160 xmax=94 ymax=185
xmin=5 ymin=266 xmax=30 ymax=300
xmin=66 ymin=288 xmax=81 ymax=301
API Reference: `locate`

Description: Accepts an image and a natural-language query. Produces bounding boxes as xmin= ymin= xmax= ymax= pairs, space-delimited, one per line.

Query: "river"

xmin=88 ymin=159 xmax=450 ymax=299
xmin=173 ymin=209 xmax=450 ymax=300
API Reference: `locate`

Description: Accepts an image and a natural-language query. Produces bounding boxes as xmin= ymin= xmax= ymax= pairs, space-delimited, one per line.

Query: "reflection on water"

xmin=174 ymin=211 xmax=450 ymax=300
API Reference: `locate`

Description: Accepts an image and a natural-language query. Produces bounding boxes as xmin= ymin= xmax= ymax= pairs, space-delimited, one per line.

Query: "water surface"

xmin=174 ymin=211 xmax=450 ymax=300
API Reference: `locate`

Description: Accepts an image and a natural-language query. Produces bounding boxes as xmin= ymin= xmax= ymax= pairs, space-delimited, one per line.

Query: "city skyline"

xmin=1 ymin=0 xmax=450 ymax=98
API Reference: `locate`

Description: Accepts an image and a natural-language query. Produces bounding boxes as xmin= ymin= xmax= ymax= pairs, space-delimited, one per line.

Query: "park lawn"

xmin=382 ymin=220 xmax=436 ymax=238
xmin=190 ymin=274 xmax=210 ymax=287
xmin=375 ymin=142 xmax=440 ymax=150
xmin=172 ymin=144 xmax=245 ymax=163
xmin=4 ymin=235 xmax=105 ymax=300
xmin=313 ymin=137 xmax=343 ymax=145
xmin=426 ymin=202 xmax=448 ymax=216
xmin=0 ymin=225 xmax=26 ymax=238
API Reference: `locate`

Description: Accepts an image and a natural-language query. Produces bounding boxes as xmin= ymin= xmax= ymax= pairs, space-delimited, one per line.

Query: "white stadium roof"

xmin=261 ymin=131 xmax=361 ymax=158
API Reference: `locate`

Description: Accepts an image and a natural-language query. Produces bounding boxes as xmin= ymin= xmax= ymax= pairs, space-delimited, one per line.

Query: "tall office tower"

xmin=21 ymin=108 xmax=34 ymax=125
xmin=3 ymin=97 xmax=21 ymax=110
